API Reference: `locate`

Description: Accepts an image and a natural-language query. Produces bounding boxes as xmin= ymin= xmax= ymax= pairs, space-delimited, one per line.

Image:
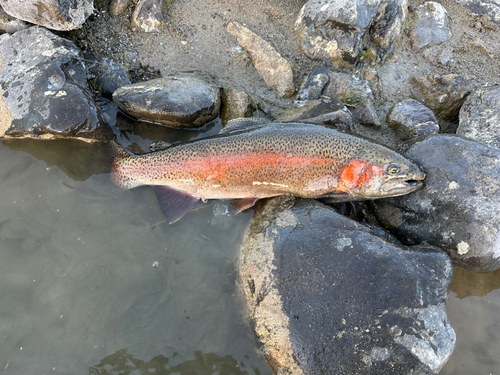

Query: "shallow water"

xmin=0 ymin=120 xmax=499 ymax=374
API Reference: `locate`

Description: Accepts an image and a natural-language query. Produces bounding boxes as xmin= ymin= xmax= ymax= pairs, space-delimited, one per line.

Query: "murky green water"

xmin=0 ymin=117 xmax=499 ymax=374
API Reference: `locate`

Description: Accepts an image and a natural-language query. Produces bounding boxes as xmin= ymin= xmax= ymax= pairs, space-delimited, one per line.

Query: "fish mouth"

xmin=385 ymin=173 xmax=426 ymax=195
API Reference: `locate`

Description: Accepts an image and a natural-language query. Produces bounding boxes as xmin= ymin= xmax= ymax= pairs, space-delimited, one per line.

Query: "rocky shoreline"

xmin=1 ymin=0 xmax=500 ymax=373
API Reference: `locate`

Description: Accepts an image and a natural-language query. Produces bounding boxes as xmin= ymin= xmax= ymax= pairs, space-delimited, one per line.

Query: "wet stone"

xmin=277 ymin=98 xmax=354 ymax=132
xmin=457 ymin=86 xmax=500 ymax=149
xmin=0 ymin=0 xmax=93 ymax=31
xmin=410 ymin=74 xmax=472 ymax=124
xmin=387 ymin=98 xmax=440 ymax=140
xmin=297 ymin=67 xmax=329 ymax=101
xmin=240 ymin=196 xmax=455 ymax=375
xmin=0 ymin=27 xmax=112 ymax=141
xmin=88 ymin=57 xmax=131 ymax=99
xmin=373 ymin=135 xmax=500 ymax=273
xmin=132 ymin=0 xmax=163 ymax=32
xmin=409 ymin=2 xmax=452 ymax=51
xmin=295 ymin=0 xmax=407 ymax=67
xmin=226 ymin=21 xmax=295 ymax=98
xmin=112 ymin=76 xmax=221 ymax=128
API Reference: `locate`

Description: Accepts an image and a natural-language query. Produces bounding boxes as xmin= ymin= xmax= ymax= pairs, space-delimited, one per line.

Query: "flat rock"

xmin=410 ymin=74 xmax=472 ymax=124
xmin=387 ymin=98 xmax=440 ymax=140
xmin=457 ymin=85 xmax=500 ymax=149
xmin=112 ymin=76 xmax=221 ymax=128
xmin=131 ymin=0 xmax=162 ymax=32
xmin=277 ymin=98 xmax=354 ymax=131
xmin=0 ymin=0 xmax=94 ymax=31
xmin=226 ymin=21 xmax=295 ymax=98
xmin=372 ymin=135 xmax=500 ymax=273
xmin=88 ymin=57 xmax=131 ymax=99
xmin=0 ymin=27 xmax=112 ymax=141
xmin=240 ymin=196 xmax=455 ymax=375
xmin=295 ymin=0 xmax=407 ymax=67
xmin=297 ymin=67 xmax=329 ymax=101
xmin=409 ymin=2 xmax=452 ymax=51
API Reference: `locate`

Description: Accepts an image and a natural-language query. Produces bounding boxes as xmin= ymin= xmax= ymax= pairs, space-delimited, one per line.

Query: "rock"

xmin=454 ymin=0 xmax=500 ymax=25
xmin=221 ymin=88 xmax=257 ymax=125
xmin=0 ymin=7 xmax=30 ymax=34
xmin=372 ymin=135 xmax=500 ymax=273
xmin=387 ymin=99 xmax=440 ymax=140
xmin=410 ymin=74 xmax=472 ymax=124
xmin=457 ymin=86 xmax=500 ymax=149
xmin=0 ymin=0 xmax=93 ymax=31
xmin=112 ymin=76 xmax=221 ymax=128
xmin=0 ymin=27 xmax=112 ymax=142
xmin=409 ymin=2 xmax=452 ymax=51
xmin=240 ymin=196 xmax=455 ymax=375
xmin=110 ymin=0 xmax=131 ymax=17
xmin=226 ymin=21 xmax=295 ymax=98
xmin=277 ymin=98 xmax=354 ymax=131
xmin=323 ymin=71 xmax=381 ymax=128
xmin=88 ymin=57 xmax=131 ymax=99
xmin=295 ymin=0 xmax=407 ymax=68
xmin=297 ymin=67 xmax=329 ymax=101
xmin=131 ymin=0 xmax=163 ymax=32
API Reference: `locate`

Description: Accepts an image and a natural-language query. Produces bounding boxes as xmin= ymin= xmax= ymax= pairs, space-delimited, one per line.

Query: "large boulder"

xmin=373 ymin=135 xmax=500 ymax=273
xmin=112 ymin=76 xmax=221 ymax=128
xmin=295 ymin=0 xmax=407 ymax=68
xmin=240 ymin=196 xmax=455 ymax=375
xmin=0 ymin=0 xmax=94 ymax=31
xmin=457 ymin=85 xmax=500 ymax=149
xmin=0 ymin=27 xmax=112 ymax=141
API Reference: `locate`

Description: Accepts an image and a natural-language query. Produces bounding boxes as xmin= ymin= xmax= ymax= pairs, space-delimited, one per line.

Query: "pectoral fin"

xmin=154 ymin=186 xmax=200 ymax=224
xmin=228 ymin=197 xmax=259 ymax=215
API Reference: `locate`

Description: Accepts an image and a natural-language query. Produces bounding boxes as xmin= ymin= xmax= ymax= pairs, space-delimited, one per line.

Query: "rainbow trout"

xmin=111 ymin=119 xmax=425 ymax=223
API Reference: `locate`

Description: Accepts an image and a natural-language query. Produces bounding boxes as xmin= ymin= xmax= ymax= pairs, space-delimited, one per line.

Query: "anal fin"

xmin=228 ymin=198 xmax=259 ymax=216
xmin=154 ymin=186 xmax=200 ymax=224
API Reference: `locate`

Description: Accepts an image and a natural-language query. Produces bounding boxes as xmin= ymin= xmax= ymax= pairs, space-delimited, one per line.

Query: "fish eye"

xmin=385 ymin=163 xmax=400 ymax=176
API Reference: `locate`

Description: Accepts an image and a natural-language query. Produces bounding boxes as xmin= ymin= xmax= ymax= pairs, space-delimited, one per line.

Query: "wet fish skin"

xmin=110 ymin=122 xmax=425 ymax=222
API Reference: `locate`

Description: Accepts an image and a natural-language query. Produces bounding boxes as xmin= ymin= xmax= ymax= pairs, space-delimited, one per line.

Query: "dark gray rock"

xmin=297 ymin=67 xmax=329 ymax=101
xmin=0 ymin=7 xmax=30 ymax=34
xmin=88 ymin=57 xmax=131 ymax=99
xmin=112 ymin=76 xmax=221 ymax=128
xmin=240 ymin=196 xmax=455 ymax=375
xmin=0 ymin=0 xmax=93 ymax=31
xmin=387 ymin=99 xmax=440 ymax=140
xmin=277 ymin=98 xmax=354 ymax=131
xmin=295 ymin=0 xmax=406 ymax=68
xmin=131 ymin=0 xmax=162 ymax=32
xmin=457 ymin=85 xmax=500 ymax=149
xmin=410 ymin=74 xmax=472 ymax=124
xmin=409 ymin=2 xmax=452 ymax=51
xmin=0 ymin=27 xmax=112 ymax=141
xmin=454 ymin=0 xmax=500 ymax=25
xmin=324 ymin=71 xmax=381 ymax=128
xmin=373 ymin=135 xmax=500 ymax=273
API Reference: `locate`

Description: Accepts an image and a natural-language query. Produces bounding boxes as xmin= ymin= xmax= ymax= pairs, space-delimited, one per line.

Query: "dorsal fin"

xmin=220 ymin=117 xmax=270 ymax=134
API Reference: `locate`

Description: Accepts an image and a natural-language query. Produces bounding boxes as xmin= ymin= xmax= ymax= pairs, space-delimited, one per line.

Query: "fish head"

xmin=338 ymin=152 xmax=426 ymax=200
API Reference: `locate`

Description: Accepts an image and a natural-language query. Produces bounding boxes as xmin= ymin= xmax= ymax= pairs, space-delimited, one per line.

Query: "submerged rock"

xmin=410 ymin=74 xmax=472 ymax=124
xmin=112 ymin=76 xmax=221 ymax=128
xmin=0 ymin=0 xmax=94 ymax=31
xmin=240 ymin=196 xmax=455 ymax=375
xmin=277 ymin=98 xmax=353 ymax=131
xmin=0 ymin=27 xmax=112 ymax=141
xmin=387 ymin=98 xmax=440 ymax=140
xmin=131 ymin=0 xmax=162 ymax=33
xmin=409 ymin=2 xmax=452 ymax=51
xmin=373 ymin=135 xmax=500 ymax=273
xmin=295 ymin=0 xmax=407 ymax=68
xmin=88 ymin=57 xmax=131 ymax=99
xmin=457 ymin=86 xmax=500 ymax=149
xmin=297 ymin=67 xmax=329 ymax=101
xmin=226 ymin=21 xmax=295 ymax=97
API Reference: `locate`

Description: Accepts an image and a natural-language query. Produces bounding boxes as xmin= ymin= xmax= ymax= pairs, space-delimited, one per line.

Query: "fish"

xmin=110 ymin=119 xmax=425 ymax=223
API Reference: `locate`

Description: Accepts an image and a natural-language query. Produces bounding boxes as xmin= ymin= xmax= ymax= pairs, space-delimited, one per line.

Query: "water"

xmin=0 ymin=120 xmax=499 ymax=374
